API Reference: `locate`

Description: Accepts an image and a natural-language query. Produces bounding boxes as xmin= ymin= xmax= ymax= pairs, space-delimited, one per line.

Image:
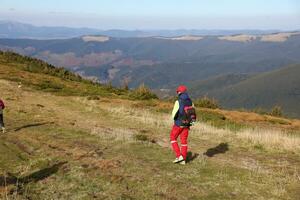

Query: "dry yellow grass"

xmin=90 ymin=126 xmax=136 ymax=141
xmin=203 ymin=108 xmax=300 ymax=130
xmin=218 ymin=34 xmax=257 ymax=42
xmin=82 ymin=35 xmax=110 ymax=42
xmin=218 ymin=32 xmax=300 ymax=43
xmin=110 ymin=106 xmax=171 ymax=129
xmin=103 ymin=104 xmax=300 ymax=152
xmin=238 ymin=128 xmax=300 ymax=151
xmin=192 ymin=122 xmax=300 ymax=151
xmin=260 ymin=32 xmax=300 ymax=42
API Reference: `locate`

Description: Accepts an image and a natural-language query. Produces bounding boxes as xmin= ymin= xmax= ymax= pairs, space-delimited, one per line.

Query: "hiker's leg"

xmin=0 ymin=114 xmax=4 ymax=128
xmin=180 ymin=128 xmax=189 ymax=160
xmin=170 ymin=125 xmax=181 ymax=158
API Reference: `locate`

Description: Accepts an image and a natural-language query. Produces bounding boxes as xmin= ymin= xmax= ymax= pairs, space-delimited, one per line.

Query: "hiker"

xmin=0 ymin=98 xmax=5 ymax=133
xmin=170 ymin=85 xmax=196 ymax=165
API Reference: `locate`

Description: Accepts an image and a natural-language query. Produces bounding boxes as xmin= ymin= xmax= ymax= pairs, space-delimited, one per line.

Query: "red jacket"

xmin=0 ymin=99 xmax=5 ymax=110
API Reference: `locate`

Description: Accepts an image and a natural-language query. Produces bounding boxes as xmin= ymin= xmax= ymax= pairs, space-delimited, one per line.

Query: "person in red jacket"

xmin=0 ymin=99 xmax=5 ymax=133
xmin=170 ymin=85 xmax=194 ymax=165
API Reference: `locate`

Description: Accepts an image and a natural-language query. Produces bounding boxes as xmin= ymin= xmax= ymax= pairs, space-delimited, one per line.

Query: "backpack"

xmin=176 ymin=93 xmax=196 ymax=127
xmin=181 ymin=106 xmax=197 ymax=126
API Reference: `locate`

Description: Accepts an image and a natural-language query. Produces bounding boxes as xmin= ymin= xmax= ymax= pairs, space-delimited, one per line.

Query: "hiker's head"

xmin=176 ymin=85 xmax=187 ymax=95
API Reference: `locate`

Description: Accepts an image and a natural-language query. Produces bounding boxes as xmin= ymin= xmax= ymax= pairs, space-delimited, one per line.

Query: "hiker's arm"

xmin=171 ymin=100 xmax=179 ymax=119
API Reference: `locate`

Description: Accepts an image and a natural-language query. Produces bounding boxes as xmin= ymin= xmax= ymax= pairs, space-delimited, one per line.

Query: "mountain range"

xmin=0 ymin=20 xmax=284 ymax=39
xmin=0 ymin=22 xmax=299 ymax=117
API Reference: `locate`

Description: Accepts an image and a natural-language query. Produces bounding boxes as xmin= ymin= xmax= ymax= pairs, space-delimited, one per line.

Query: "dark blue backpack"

xmin=178 ymin=94 xmax=196 ymax=126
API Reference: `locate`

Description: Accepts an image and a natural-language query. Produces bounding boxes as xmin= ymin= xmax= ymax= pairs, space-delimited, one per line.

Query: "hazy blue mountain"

xmin=0 ymin=21 xmax=101 ymax=39
xmin=0 ymin=20 xmax=283 ymax=39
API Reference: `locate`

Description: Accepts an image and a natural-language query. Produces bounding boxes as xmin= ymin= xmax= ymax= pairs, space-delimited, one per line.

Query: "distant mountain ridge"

xmin=0 ymin=21 xmax=101 ymax=39
xmin=0 ymin=20 xmax=291 ymax=39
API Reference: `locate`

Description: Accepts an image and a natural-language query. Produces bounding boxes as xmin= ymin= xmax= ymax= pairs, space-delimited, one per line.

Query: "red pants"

xmin=170 ymin=125 xmax=189 ymax=160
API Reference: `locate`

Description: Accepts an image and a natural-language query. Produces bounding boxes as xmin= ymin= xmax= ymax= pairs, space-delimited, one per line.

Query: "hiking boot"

xmin=173 ymin=155 xmax=184 ymax=163
xmin=180 ymin=160 xmax=186 ymax=165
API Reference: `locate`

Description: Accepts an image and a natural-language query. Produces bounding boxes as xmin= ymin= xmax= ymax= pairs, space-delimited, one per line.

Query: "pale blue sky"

xmin=1 ymin=0 xmax=299 ymax=29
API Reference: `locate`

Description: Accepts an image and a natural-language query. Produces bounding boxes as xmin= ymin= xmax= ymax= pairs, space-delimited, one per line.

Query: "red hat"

xmin=176 ymin=85 xmax=187 ymax=93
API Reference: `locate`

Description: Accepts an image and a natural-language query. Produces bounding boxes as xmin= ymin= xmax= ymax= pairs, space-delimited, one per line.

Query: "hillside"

xmin=0 ymin=52 xmax=300 ymax=199
xmin=208 ymin=64 xmax=300 ymax=118
xmin=0 ymin=32 xmax=300 ymax=89
xmin=189 ymin=73 xmax=252 ymax=97
xmin=0 ymin=51 xmax=159 ymax=101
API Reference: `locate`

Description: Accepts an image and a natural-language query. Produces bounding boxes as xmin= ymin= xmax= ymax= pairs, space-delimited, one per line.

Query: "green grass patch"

xmin=199 ymin=110 xmax=245 ymax=131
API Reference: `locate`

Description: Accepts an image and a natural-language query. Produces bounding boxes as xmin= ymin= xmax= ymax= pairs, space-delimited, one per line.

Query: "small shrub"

xmin=166 ymin=96 xmax=178 ymax=103
xmin=194 ymin=96 xmax=220 ymax=109
xmin=252 ymin=107 xmax=268 ymax=115
xmin=134 ymin=134 xmax=156 ymax=143
xmin=105 ymin=81 xmax=114 ymax=90
xmin=37 ymin=80 xmax=64 ymax=91
xmin=129 ymin=84 xmax=158 ymax=100
xmin=253 ymin=143 xmax=265 ymax=151
xmin=268 ymin=118 xmax=290 ymax=125
xmin=269 ymin=106 xmax=283 ymax=117
xmin=87 ymin=96 xmax=100 ymax=100
xmin=122 ymin=78 xmax=130 ymax=91
xmin=134 ymin=134 xmax=149 ymax=142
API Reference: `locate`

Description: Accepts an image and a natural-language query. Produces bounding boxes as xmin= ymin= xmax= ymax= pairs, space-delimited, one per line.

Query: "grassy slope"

xmin=188 ymin=73 xmax=252 ymax=97
xmin=211 ymin=64 xmax=300 ymax=118
xmin=0 ymin=52 xmax=127 ymax=98
xmin=0 ymin=58 xmax=300 ymax=199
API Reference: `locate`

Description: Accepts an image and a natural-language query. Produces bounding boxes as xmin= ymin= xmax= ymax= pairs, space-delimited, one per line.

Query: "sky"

xmin=0 ymin=0 xmax=300 ymax=30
